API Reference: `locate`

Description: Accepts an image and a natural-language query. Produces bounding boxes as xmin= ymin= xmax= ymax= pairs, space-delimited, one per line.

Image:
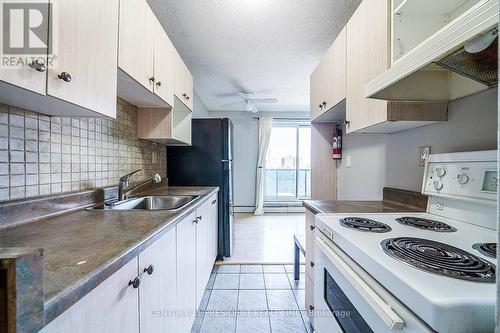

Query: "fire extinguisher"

xmin=332 ymin=124 xmax=342 ymax=160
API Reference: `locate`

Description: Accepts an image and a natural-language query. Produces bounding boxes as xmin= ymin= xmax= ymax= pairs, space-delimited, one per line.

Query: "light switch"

xmin=346 ymin=155 xmax=352 ymax=168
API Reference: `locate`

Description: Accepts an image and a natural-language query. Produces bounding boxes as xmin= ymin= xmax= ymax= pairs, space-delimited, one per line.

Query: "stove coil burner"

xmin=395 ymin=216 xmax=457 ymax=232
xmin=339 ymin=217 xmax=392 ymax=233
xmin=381 ymin=237 xmax=495 ymax=283
xmin=473 ymin=243 xmax=497 ymax=259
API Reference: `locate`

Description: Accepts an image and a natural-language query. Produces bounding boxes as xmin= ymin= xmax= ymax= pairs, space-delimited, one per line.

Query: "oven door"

xmin=314 ymin=234 xmax=432 ymax=333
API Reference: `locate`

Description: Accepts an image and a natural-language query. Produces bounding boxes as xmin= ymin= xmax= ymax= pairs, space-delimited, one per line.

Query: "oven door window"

xmin=324 ymin=268 xmax=373 ymax=333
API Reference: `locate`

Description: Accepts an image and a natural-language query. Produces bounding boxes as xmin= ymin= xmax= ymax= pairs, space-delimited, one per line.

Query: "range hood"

xmin=366 ymin=0 xmax=498 ymax=101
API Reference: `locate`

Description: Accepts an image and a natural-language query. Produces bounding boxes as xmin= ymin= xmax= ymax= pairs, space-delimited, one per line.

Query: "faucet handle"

xmin=120 ymin=169 xmax=142 ymax=184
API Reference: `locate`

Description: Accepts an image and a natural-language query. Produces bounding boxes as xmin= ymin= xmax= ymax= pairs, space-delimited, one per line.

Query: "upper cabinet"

xmin=173 ymin=50 xmax=194 ymax=111
xmin=0 ymin=0 xmax=119 ymax=118
xmin=344 ymin=0 xmax=447 ymax=133
xmin=310 ymin=28 xmax=346 ymax=122
xmin=153 ymin=18 xmax=175 ymax=107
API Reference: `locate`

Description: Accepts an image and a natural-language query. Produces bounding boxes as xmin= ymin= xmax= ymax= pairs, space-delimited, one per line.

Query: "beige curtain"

xmin=254 ymin=117 xmax=273 ymax=215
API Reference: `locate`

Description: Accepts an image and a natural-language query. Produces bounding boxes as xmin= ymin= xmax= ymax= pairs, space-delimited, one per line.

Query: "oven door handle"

xmin=315 ymin=237 xmax=405 ymax=330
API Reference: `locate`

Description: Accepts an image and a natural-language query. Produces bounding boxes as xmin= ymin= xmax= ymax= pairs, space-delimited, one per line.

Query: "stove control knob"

xmin=436 ymin=167 xmax=446 ymax=178
xmin=433 ymin=180 xmax=443 ymax=191
xmin=457 ymin=173 xmax=469 ymax=185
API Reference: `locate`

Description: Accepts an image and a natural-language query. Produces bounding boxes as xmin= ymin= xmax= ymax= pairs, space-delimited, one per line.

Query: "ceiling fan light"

xmin=245 ymin=102 xmax=253 ymax=112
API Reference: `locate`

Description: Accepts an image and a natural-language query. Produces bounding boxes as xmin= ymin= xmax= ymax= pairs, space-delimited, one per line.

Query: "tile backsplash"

xmin=0 ymin=98 xmax=166 ymax=202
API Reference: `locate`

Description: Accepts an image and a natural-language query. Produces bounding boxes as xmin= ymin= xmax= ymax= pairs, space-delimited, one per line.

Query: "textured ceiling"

xmin=147 ymin=0 xmax=361 ymax=112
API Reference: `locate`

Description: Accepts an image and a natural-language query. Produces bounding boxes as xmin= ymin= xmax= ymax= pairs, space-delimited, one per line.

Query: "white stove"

xmin=314 ymin=150 xmax=497 ymax=333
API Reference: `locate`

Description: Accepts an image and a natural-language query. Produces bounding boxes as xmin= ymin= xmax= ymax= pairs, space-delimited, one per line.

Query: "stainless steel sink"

xmin=88 ymin=195 xmax=198 ymax=211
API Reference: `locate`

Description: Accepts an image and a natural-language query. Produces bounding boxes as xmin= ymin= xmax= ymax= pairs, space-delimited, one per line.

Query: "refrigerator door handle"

xmin=222 ymin=159 xmax=233 ymax=162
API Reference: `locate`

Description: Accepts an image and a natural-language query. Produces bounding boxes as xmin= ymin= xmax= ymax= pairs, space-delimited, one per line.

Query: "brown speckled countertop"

xmin=303 ymin=200 xmax=425 ymax=214
xmin=0 ymin=185 xmax=218 ymax=324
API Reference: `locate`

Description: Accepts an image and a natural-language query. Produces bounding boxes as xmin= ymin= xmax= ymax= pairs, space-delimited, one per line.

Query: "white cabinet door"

xmin=195 ymin=200 xmax=210 ymax=308
xmin=0 ymin=0 xmax=48 ymax=95
xmin=184 ymin=66 xmax=194 ymax=111
xmin=118 ymin=0 xmax=154 ymax=92
xmin=48 ymin=0 xmax=119 ymax=118
xmin=176 ymin=211 xmax=197 ymax=332
xmin=172 ymin=49 xmax=193 ymax=110
xmin=153 ymin=17 xmax=174 ymax=107
xmin=139 ymin=227 xmax=177 ymax=333
xmin=40 ymin=257 xmax=139 ymax=333
xmin=209 ymin=194 xmax=219 ymax=263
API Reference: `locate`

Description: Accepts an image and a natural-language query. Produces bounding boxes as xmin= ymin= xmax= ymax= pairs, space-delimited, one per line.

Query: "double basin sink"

xmin=88 ymin=195 xmax=198 ymax=211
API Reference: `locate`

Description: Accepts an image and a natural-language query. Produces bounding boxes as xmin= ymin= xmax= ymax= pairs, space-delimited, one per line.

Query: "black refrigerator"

xmin=167 ymin=118 xmax=234 ymax=258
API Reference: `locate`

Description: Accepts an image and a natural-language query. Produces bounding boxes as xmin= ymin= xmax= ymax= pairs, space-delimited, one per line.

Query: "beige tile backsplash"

xmin=0 ymin=98 xmax=167 ymax=201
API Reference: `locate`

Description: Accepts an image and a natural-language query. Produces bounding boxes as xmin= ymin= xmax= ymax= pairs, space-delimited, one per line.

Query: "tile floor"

xmin=226 ymin=213 xmax=306 ymax=264
xmin=191 ymin=264 xmax=311 ymax=333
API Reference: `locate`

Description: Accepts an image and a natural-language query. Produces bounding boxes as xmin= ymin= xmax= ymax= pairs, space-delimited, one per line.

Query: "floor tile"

xmin=218 ymin=265 xmax=241 ymax=273
xmin=213 ymin=273 xmax=240 ymax=289
xmin=266 ymin=290 xmax=299 ymax=310
xmin=241 ymin=264 xmax=263 ymax=273
xmin=284 ymin=264 xmax=305 ymax=274
xmin=293 ymin=289 xmax=306 ymax=310
xmin=206 ymin=273 xmax=216 ymax=289
xmin=199 ymin=311 xmax=236 ymax=333
xmin=265 ymin=274 xmax=291 ymax=289
xmin=238 ymin=290 xmax=268 ymax=311
xmin=263 ymin=264 xmax=286 ymax=273
xmin=236 ymin=311 xmax=271 ymax=333
xmin=239 ymin=274 xmax=265 ymax=289
xmin=206 ymin=290 xmax=239 ymax=310
xmin=287 ymin=273 xmax=305 ymax=290
xmin=300 ymin=311 xmax=313 ymax=333
xmin=269 ymin=311 xmax=306 ymax=333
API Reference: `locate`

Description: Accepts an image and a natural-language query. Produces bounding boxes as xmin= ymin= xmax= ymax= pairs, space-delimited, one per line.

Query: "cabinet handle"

xmin=182 ymin=93 xmax=187 ymax=97
xmin=318 ymin=104 xmax=323 ymax=109
xmin=322 ymin=101 xmax=327 ymax=107
xmin=193 ymin=219 xmax=198 ymax=224
xmin=310 ymin=261 xmax=315 ymax=267
xmin=309 ymin=305 xmax=314 ymax=311
xmin=144 ymin=264 xmax=154 ymax=275
xmin=345 ymin=120 xmax=351 ymax=126
xmin=29 ymin=59 xmax=45 ymax=72
xmin=186 ymin=95 xmax=190 ymax=100
xmin=197 ymin=216 xmax=202 ymax=221
xmin=211 ymin=200 xmax=216 ymax=205
xmin=309 ymin=225 xmax=315 ymax=231
xmin=149 ymin=76 xmax=155 ymax=84
xmin=58 ymin=72 xmax=72 ymax=82
xmin=128 ymin=276 xmax=141 ymax=289
xmin=156 ymin=81 xmax=162 ymax=87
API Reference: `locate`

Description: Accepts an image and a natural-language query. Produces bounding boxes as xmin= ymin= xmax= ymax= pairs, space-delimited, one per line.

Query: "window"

xmin=264 ymin=122 xmax=311 ymax=201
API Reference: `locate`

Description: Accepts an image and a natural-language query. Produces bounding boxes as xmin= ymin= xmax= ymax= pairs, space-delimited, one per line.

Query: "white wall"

xmin=192 ymin=94 xmax=309 ymax=208
xmin=337 ymin=88 xmax=498 ymax=200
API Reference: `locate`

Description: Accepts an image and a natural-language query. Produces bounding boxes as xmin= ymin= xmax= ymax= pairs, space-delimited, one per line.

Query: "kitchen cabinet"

xmin=153 ymin=18 xmax=175 ymax=107
xmin=0 ymin=0 xmax=119 ymax=118
xmin=173 ymin=49 xmax=194 ymax=111
xmin=310 ymin=28 xmax=347 ymax=122
xmin=136 ymin=100 xmax=192 ymax=146
xmin=195 ymin=201 xmax=210 ymax=308
xmin=345 ymin=0 xmax=447 ymax=133
xmin=176 ymin=211 xmax=197 ymax=332
xmin=40 ymin=257 xmax=140 ymax=333
xmin=304 ymin=209 xmax=315 ymax=328
xmin=209 ymin=194 xmax=219 ymax=261
xmin=139 ymin=227 xmax=177 ymax=333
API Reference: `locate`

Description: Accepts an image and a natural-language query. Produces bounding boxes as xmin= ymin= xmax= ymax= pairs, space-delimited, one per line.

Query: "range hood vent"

xmin=435 ymin=35 xmax=498 ymax=87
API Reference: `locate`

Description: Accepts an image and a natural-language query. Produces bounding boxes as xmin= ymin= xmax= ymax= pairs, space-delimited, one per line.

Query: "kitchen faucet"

xmin=118 ymin=169 xmax=162 ymax=201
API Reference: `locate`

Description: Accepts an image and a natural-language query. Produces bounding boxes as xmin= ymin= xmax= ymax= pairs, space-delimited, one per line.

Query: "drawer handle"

xmin=58 ymin=72 xmax=72 ymax=82
xmin=144 ymin=264 xmax=154 ymax=275
xmin=309 ymin=225 xmax=315 ymax=231
xmin=128 ymin=276 xmax=141 ymax=289
xmin=29 ymin=59 xmax=45 ymax=72
xmin=315 ymin=237 xmax=405 ymax=330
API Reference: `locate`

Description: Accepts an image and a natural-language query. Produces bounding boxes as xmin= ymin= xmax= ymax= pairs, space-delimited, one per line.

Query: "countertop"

xmin=0 ymin=185 xmax=218 ymax=323
xmin=303 ymin=200 xmax=426 ymax=215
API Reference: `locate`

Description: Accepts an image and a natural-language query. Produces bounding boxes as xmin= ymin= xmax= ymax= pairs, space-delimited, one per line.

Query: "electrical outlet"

xmin=418 ymin=146 xmax=431 ymax=167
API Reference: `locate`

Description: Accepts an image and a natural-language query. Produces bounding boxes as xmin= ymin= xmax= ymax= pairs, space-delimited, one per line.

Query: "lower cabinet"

xmin=305 ymin=209 xmax=316 ymax=329
xmin=41 ymin=194 xmax=218 ymax=333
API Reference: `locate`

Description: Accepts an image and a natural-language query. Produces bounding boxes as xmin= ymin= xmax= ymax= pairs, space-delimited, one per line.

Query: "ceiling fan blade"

xmin=253 ymin=98 xmax=278 ymax=103
xmin=221 ymin=101 xmax=244 ymax=107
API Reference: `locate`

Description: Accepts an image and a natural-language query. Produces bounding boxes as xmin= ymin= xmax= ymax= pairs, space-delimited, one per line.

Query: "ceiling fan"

xmin=221 ymin=90 xmax=278 ymax=113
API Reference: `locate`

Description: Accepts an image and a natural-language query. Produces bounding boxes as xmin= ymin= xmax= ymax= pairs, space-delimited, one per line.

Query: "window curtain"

xmin=254 ymin=117 xmax=273 ymax=215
